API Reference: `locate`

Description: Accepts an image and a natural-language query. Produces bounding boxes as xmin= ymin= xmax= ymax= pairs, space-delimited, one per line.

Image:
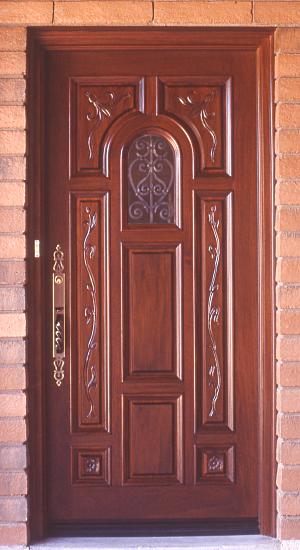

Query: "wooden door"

xmin=28 ymin=28 xmax=275 ymax=537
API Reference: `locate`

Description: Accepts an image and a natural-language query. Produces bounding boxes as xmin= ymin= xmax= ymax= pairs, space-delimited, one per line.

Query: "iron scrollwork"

xmin=128 ymin=134 xmax=175 ymax=225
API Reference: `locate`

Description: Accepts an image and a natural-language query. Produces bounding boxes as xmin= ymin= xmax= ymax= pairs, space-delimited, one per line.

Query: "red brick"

xmin=279 ymin=493 xmax=300 ymax=515
xmin=0 ymin=496 xmax=26 ymax=521
xmin=0 ymin=236 xmax=25 ymax=260
xmin=55 ymin=1 xmax=152 ymax=24
xmin=0 ymin=392 xmax=26 ymax=417
xmin=279 ymin=441 xmax=300 ymax=465
xmin=0 ymin=522 xmax=27 ymax=545
xmin=277 ymin=310 xmax=300 ymax=335
xmin=277 ymin=413 xmax=300 ymax=439
xmin=278 ymin=516 xmax=300 ymax=539
xmin=0 ymin=79 xmax=25 ymax=105
xmin=276 ymin=286 xmax=300 ymax=308
xmin=155 ymin=1 xmax=252 ymax=24
xmin=0 ymin=367 xmax=25 ymax=390
xmin=0 ymin=418 xmax=26 ymax=443
xmin=0 ymin=207 xmax=25 ymax=233
xmin=0 ymin=130 xmax=26 ymax=155
xmin=277 ymin=464 xmax=300 ymax=491
xmin=276 ymin=54 xmax=300 ymax=78
xmin=0 ymin=106 xmax=25 ymax=129
xmin=0 ymin=472 xmax=27 ymax=496
xmin=0 ymin=53 xmax=25 ymax=76
xmin=277 ymin=389 xmax=300 ymax=412
xmin=0 ymin=287 xmax=25 ymax=311
xmin=276 ymin=182 xmax=300 ymax=206
xmin=0 ymin=313 xmax=26 ymax=338
xmin=276 ymin=130 xmax=300 ymax=153
xmin=277 ymin=335 xmax=300 ymax=360
xmin=276 ymin=29 xmax=300 ymax=52
xmin=277 ymin=157 xmax=300 ymax=179
xmin=0 ymin=156 xmax=25 ymax=180
xmin=0 ymin=182 xmax=25 ymax=207
xmin=276 ymin=233 xmax=300 ymax=257
xmin=0 ymin=445 xmax=26 ymax=470
xmin=255 ymin=2 xmax=300 ymax=25
xmin=0 ymin=338 xmax=25 ymax=364
xmin=276 ymin=104 xmax=300 ymax=129
xmin=0 ymin=261 xmax=25 ymax=284
xmin=277 ymin=362 xmax=300 ymax=386
xmin=276 ymin=78 xmax=300 ymax=102
xmin=276 ymin=206 xmax=300 ymax=231
xmin=277 ymin=258 xmax=300 ymax=283
xmin=0 ymin=2 xmax=52 ymax=25
xmin=0 ymin=28 xmax=26 ymax=52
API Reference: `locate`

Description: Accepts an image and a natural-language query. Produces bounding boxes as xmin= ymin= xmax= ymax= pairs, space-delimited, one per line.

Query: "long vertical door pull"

xmin=52 ymin=243 xmax=65 ymax=387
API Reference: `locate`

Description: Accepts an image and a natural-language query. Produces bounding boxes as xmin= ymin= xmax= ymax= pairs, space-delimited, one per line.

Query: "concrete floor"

xmin=3 ymin=535 xmax=300 ymax=550
xmin=30 ymin=535 xmax=282 ymax=550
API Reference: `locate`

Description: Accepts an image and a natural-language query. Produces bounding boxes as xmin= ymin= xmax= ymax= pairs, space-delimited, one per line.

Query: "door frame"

xmin=27 ymin=27 xmax=276 ymax=542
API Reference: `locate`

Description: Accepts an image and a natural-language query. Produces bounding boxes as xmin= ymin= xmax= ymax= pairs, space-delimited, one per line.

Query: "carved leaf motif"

xmin=83 ymin=206 xmax=98 ymax=419
xmin=85 ymin=90 xmax=131 ymax=161
xmin=207 ymin=205 xmax=221 ymax=417
xmin=178 ymin=91 xmax=217 ymax=164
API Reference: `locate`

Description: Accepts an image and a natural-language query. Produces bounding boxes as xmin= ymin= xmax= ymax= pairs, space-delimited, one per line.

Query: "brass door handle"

xmin=52 ymin=244 xmax=65 ymax=387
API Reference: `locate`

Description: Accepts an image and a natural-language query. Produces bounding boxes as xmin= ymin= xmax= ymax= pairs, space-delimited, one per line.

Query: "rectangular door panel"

xmin=122 ymin=395 xmax=183 ymax=485
xmin=71 ymin=193 xmax=110 ymax=432
xmin=194 ymin=191 xmax=234 ymax=432
xmin=122 ymin=244 xmax=182 ymax=381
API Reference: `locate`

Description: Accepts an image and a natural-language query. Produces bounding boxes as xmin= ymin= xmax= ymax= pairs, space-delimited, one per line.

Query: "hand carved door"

xmin=36 ymin=28 xmax=274 ymax=536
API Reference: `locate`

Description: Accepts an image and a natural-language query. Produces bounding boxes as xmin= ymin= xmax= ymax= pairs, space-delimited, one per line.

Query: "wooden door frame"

xmin=27 ymin=27 xmax=276 ymax=542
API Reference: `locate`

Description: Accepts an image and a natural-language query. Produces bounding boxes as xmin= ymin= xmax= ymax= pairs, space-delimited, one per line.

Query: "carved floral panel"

xmin=71 ymin=77 xmax=144 ymax=176
xmin=126 ymin=133 xmax=180 ymax=226
xmin=72 ymin=193 xmax=110 ymax=432
xmin=194 ymin=192 xmax=234 ymax=432
xmin=159 ymin=77 xmax=232 ymax=176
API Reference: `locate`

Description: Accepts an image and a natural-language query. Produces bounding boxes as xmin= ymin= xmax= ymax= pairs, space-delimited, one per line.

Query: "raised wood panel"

xmin=72 ymin=447 xmax=111 ymax=486
xmin=194 ymin=191 xmax=234 ymax=432
xmin=195 ymin=444 xmax=235 ymax=484
xmin=158 ymin=77 xmax=232 ymax=176
xmin=122 ymin=243 xmax=182 ymax=381
xmin=123 ymin=395 xmax=183 ymax=485
xmin=70 ymin=77 xmax=144 ymax=177
xmin=71 ymin=193 xmax=110 ymax=431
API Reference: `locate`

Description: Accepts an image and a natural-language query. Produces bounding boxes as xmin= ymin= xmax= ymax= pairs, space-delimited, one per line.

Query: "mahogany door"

xmin=33 ymin=28 xmax=274 ymax=535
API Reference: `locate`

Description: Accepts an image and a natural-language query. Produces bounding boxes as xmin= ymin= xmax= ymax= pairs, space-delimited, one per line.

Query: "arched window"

xmin=127 ymin=133 xmax=178 ymax=225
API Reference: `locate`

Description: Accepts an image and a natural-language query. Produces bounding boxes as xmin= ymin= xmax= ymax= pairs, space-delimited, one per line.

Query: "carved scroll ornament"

xmin=85 ymin=90 xmax=131 ymax=161
xmin=83 ymin=206 xmax=98 ymax=418
xmin=207 ymin=206 xmax=221 ymax=417
xmin=178 ymin=91 xmax=217 ymax=164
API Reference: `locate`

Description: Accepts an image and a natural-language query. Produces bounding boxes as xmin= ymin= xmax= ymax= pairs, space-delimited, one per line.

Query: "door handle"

xmin=52 ymin=244 xmax=65 ymax=387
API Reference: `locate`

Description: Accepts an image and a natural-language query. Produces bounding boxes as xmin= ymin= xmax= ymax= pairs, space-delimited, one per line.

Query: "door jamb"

xmin=27 ymin=26 xmax=276 ymax=542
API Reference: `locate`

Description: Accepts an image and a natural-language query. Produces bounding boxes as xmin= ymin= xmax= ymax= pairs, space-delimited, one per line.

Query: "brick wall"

xmin=0 ymin=1 xmax=299 ymax=546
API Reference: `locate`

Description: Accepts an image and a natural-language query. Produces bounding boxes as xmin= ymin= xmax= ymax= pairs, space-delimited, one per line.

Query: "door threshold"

xmin=30 ymin=535 xmax=279 ymax=550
